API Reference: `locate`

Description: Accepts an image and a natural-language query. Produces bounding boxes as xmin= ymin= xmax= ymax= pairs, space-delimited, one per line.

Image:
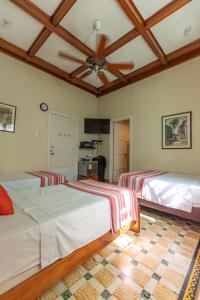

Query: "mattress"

xmin=140 ymin=173 xmax=200 ymax=212
xmin=119 ymin=171 xmax=200 ymax=213
xmin=0 ymin=185 xmax=111 ymax=293
xmin=0 ymin=172 xmax=41 ymax=191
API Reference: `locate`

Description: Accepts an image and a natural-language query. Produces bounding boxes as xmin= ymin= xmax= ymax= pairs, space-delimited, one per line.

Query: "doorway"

xmin=109 ymin=116 xmax=132 ymax=183
xmin=48 ymin=112 xmax=78 ymax=181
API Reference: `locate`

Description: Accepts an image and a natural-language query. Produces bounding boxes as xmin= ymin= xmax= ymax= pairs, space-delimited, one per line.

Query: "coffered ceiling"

xmin=0 ymin=0 xmax=200 ymax=96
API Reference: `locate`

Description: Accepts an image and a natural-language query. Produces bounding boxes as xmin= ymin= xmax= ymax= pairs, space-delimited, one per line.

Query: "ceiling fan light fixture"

xmin=93 ymin=20 xmax=102 ymax=32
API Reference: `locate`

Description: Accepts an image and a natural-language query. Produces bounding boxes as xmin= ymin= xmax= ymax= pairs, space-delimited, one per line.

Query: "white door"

xmin=48 ymin=113 xmax=78 ymax=180
xmin=113 ymin=121 xmax=129 ymax=182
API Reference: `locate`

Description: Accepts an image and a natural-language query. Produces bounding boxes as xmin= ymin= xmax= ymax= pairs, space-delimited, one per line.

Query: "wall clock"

xmin=40 ymin=103 xmax=48 ymax=112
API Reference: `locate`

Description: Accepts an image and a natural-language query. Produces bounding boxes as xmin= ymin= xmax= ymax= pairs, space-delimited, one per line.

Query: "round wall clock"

xmin=40 ymin=103 xmax=48 ymax=112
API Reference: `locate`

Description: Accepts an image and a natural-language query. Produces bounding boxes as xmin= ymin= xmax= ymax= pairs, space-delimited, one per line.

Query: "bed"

xmin=0 ymin=171 xmax=67 ymax=191
xmin=119 ymin=171 xmax=200 ymax=223
xmin=0 ymin=181 xmax=139 ymax=300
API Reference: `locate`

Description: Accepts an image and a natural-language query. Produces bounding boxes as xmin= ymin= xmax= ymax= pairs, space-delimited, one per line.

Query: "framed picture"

xmin=162 ymin=111 xmax=192 ymax=149
xmin=0 ymin=103 xmax=16 ymax=133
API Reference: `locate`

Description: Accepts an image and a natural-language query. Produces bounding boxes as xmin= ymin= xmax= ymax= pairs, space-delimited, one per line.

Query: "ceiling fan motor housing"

xmin=86 ymin=56 xmax=107 ymax=72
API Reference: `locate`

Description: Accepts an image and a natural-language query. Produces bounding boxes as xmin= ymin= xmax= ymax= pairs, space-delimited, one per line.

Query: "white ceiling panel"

xmin=30 ymin=0 xmax=62 ymax=16
xmin=37 ymin=33 xmax=87 ymax=73
xmin=60 ymin=0 xmax=134 ymax=51
xmin=152 ymin=0 xmax=200 ymax=54
xmin=134 ymin=0 xmax=172 ymax=20
xmin=0 ymin=0 xmax=43 ymax=50
xmin=81 ymin=70 xmax=117 ymax=88
xmin=107 ymin=36 xmax=157 ymax=74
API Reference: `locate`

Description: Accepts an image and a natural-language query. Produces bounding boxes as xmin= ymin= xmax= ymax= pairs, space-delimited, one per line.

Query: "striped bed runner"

xmin=118 ymin=170 xmax=167 ymax=197
xmin=66 ymin=179 xmax=139 ymax=233
xmin=28 ymin=171 xmax=67 ymax=187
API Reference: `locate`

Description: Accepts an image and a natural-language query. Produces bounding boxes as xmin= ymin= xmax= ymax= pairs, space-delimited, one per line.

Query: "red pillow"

xmin=0 ymin=185 xmax=14 ymax=215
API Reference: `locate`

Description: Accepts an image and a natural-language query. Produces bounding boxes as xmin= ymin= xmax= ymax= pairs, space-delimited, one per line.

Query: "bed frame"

xmin=0 ymin=219 xmax=140 ymax=300
xmin=139 ymin=198 xmax=200 ymax=223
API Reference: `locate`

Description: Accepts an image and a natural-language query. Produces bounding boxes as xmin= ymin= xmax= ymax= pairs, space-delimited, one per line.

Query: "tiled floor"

xmin=39 ymin=208 xmax=200 ymax=300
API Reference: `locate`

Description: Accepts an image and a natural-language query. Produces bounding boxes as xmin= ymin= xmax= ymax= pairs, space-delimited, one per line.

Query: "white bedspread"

xmin=0 ymin=173 xmax=41 ymax=191
xmin=137 ymin=173 xmax=200 ymax=212
xmin=0 ymin=207 xmax=40 ymax=285
xmin=0 ymin=185 xmax=111 ymax=287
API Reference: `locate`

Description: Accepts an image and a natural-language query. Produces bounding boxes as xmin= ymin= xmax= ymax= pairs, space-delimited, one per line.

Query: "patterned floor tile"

xmin=38 ymin=208 xmax=200 ymax=300
xmin=94 ymin=268 xmax=116 ymax=288
xmin=139 ymin=255 xmax=160 ymax=272
xmin=129 ymin=267 xmax=150 ymax=288
xmin=163 ymin=268 xmax=184 ymax=289
xmin=113 ymin=283 xmax=138 ymax=300
xmin=153 ymin=283 xmax=178 ymax=300
xmin=73 ymin=282 xmax=99 ymax=300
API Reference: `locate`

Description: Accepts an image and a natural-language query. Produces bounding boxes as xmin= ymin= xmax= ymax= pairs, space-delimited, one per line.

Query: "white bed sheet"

xmin=0 ymin=185 xmax=111 ymax=292
xmin=136 ymin=173 xmax=200 ymax=212
xmin=0 ymin=173 xmax=41 ymax=191
xmin=0 ymin=206 xmax=40 ymax=286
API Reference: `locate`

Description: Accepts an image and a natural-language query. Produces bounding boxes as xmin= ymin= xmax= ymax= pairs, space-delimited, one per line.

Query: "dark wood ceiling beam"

xmin=101 ymin=0 xmax=192 ymax=58
xmin=70 ymin=64 xmax=89 ymax=78
xmin=51 ymin=0 xmax=77 ymax=25
xmin=10 ymin=0 xmax=94 ymax=57
xmin=28 ymin=28 xmax=51 ymax=57
xmin=28 ymin=0 xmax=77 ymax=57
xmin=109 ymin=70 xmax=127 ymax=83
xmin=104 ymin=28 xmax=139 ymax=57
xmin=98 ymin=38 xmax=200 ymax=96
xmin=0 ymin=38 xmax=99 ymax=95
xmin=116 ymin=0 xmax=167 ymax=65
xmin=145 ymin=0 xmax=192 ymax=29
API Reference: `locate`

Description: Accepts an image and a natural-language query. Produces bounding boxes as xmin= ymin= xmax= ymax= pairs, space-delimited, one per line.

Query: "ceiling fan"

xmin=58 ymin=24 xmax=134 ymax=86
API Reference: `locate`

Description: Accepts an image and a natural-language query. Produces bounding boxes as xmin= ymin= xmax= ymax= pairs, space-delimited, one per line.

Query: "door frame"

xmin=47 ymin=111 xmax=78 ymax=171
xmin=109 ymin=115 xmax=133 ymax=183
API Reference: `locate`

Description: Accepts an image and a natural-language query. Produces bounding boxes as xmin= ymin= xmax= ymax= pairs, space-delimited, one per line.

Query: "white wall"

xmin=0 ymin=53 xmax=98 ymax=173
xmin=1 ymin=53 xmax=200 ymax=177
xmin=98 ymin=57 xmax=200 ymax=177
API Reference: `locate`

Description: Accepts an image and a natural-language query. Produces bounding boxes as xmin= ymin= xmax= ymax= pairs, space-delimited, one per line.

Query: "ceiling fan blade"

xmin=58 ymin=51 xmax=85 ymax=64
xmin=107 ymin=62 xmax=134 ymax=71
xmin=96 ymin=34 xmax=109 ymax=60
xmin=79 ymin=70 xmax=93 ymax=80
xmin=98 ymin=71 xmax=110 ymax=86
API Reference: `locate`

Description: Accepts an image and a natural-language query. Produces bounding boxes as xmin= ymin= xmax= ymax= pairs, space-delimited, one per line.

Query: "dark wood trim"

xmin=0 ymin=218 xmax=140 ymax=300
xmin=98 ymin=38 xmax=200 ymax=96
xmin=103 ymin=0 xmax=191 ymax=58
xmin=116 ymin=0 xmax=167 ymax=65
xmin=28 ymin=28 xmax=51 ymax=57
xmin=10 ymin=0 xmax=95 ymax=57
xmin=0 ymin=38 xmax=99 ymax=95
xmin=145 ymin=0 xmax=192 ymax=29
xmin=3 ymin=0 xmax=197 ymax=96
xmin=104 ymin=28 xmax=139 ymax=57
xmin=28 ymin=0 xmax=77 ymax=57
xmin=0 ymin=231 xmax=119 ymax=300
xmin=70 ymin=64 xmax=89 ymax=78
xmin=51 ymin=0 xmax=77 ymax=25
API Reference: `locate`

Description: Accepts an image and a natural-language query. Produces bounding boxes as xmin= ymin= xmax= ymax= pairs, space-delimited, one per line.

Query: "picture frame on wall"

xmin=0 ymin=102 xmax=16 ymax=133
xmin=162 ymin=111 xmax=192 ymax=149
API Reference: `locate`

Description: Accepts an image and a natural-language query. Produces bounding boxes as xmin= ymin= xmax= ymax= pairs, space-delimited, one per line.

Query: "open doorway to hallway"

xmin=111 ymin=118 xmax=131 ymax=183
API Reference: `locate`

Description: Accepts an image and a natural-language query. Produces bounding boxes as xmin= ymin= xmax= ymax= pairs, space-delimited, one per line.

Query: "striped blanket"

xmin=119 ymin=170 xmax=167 ymax=197
xmin=28 ymin=171 xmax=67 ymax=187
xmin=66 ymin=179 xmax=139 ymax=233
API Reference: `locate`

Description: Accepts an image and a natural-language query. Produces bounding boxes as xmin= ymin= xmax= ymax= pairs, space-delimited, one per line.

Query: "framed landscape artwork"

xmin=0 ymin=103 xmax=16 ymax=133
xmin=162 ymin=111 xmax=192 ymax=149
